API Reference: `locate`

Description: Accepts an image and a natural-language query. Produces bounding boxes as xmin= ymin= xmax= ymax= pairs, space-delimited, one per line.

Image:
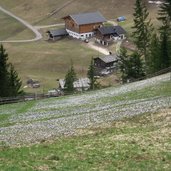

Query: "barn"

xmin=94 ymin=54 xmax=118 ymax=69
xmin=62 ymin=11 xmax=106 ymax=39
xmin=94 ymin=54 xmax=119 ymax=76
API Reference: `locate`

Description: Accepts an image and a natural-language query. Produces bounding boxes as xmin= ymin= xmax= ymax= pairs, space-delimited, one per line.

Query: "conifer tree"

xmin=118 ymin=48 xmax=129 ymax=83
xmin=129 ymin=52 xmax=145 ymax=80
xmin=158 ymin=0 xmax=171 ymax=68
xmin=0 ymin=44 xmax=23 ymax=97
xmin=132 ymin=0 xmax=153 ymax=62
xmin=147 ymin=33 xmax=161 ymax=73
xmin=8 ymin=64 xmax=23 ymax=96
xmin=119 ymin=48 xmax=145 ymax=83
xmin=158 ymin=0 xmax=171 ymax=25
xmin=160 ymin=31 xmax=171 ymax=69
xmin=87 ymin=58 xmax=97 ymax=90
xmin=0 ymin=44 xmax=9 ymax=97
xmin=64 ymin=63 xmax=77 ymax=93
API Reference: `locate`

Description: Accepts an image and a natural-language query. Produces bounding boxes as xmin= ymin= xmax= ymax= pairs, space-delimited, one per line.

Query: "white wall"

xmin=66 ymin=29 xmax=94 ymax=39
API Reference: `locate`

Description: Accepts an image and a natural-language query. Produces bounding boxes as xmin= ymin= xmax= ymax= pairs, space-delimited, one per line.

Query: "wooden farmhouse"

xmin=94 ymin=54 xmax=118 ymax=75
xmin=62 ymin=11 xmax=106 ymax=39
xmin=95 ymin=25 xmax=126 ymax=46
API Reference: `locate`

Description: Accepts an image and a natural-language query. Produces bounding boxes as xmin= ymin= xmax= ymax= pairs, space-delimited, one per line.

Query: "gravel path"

xmin=34 ymin=23 xmax=65 ymax=29
xmin=0 ymin=6 xmax=42 ymax=43
xmin=87 ymin=41 xmax=110 ymax=55
xmin=0 ymin=73 xmax=170 ymax=146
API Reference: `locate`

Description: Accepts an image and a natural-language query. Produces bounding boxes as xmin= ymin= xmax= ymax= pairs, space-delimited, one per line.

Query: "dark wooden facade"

xmin=95 ymin=30 xmax=113 ymax=43
xmin=94 ymin=55 xmax=118 ymax=69
xmin=63 ymin=16 xmax=103 ymax=34
xmin=94 ymin=58 xmax=114 ymax=68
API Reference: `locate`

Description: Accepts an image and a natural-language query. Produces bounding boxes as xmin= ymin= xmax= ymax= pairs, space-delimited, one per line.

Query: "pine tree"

xmin=129 ymin=52 xmax=145 ymax=80
xmin=158 ymin=0 xmax=171 ymax=68
xmin=118 ymin=48 xmax=129 ymax=83
xmin=8 ymin=64 xmax=23 ymax=96
xmin=160 ymin=31 xmax=171 ymax=69
xmin=132 ymin=0 xmax=153 ymax=62
xmin=64 ymin=63 xmax=77 ymax=93
xmin=158 ymin=0 xmax=171 ymax=25
xmin=87 ymin=58 xmax=97 ymax=90
xmin=0 ymin=44 xmax=23 ymax=97
xmin=147 ymin=33 xmax=161 ymax=73
xmin=0 ymin=44 xmax=9 ymax=97
xmin=118 ymin=48 xmax=145 ymax=83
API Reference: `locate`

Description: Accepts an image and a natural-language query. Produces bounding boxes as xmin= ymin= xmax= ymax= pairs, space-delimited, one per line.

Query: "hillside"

xmin=0 ymin=0 xmax=159 ymax=92
xmin=0 ymin=73 xmax=171 ymax=170
xmin=0 ymin=73 xmax=170 ymax=145
xmin=0 ymin=0 xmax=156 ymax=24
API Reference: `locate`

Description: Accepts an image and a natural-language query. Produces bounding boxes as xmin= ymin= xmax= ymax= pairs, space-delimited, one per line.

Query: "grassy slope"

xmin=4 ymin=39 xmax=98 ymax=92
xmin=0 ymin=11 xmax=34 ymax=40
xmin=0 ymin=0 xmax=136 ymax=24
xmin=0 ymin=0 xmax=158 ymax=24
xmin=0 ymin=80 xmax=171 ymax=170
xmin=0 ymin=0 xmax=159 ymax=92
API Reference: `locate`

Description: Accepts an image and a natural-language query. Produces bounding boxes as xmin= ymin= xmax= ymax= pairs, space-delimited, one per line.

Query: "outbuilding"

xmin=59 ymin=78 xmax=90 ymax=91
xmin=95 ymin=25 xmax=126 ymax=45
xmin=46 ymin=28 xmax=68 ymax=40
xmin=94 ymin=54 xmax=118 ymax=69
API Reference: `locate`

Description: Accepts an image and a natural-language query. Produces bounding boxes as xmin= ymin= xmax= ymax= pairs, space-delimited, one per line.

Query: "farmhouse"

xmin=59 ymin=78 xmax=90 ymax=91
xmin=63 ymin=11 xmax=106 ymax=39
xmin=95 ymin=25 xmax=126 ymax=46
xmin=94 ymin=54 xmax=118 ymax=75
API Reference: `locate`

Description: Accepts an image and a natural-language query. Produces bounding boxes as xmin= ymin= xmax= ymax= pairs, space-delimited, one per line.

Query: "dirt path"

xmin=0 ymin=6 xmax=42 ymax=43
xmin=34 ymin=23 xmax=65 ymax=29
xmin=87 ymin=41 xmax=110 ymax=55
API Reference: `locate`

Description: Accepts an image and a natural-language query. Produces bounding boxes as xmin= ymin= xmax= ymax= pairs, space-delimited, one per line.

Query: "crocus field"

xmin=0 ymin=73 xmax=170 ymax=146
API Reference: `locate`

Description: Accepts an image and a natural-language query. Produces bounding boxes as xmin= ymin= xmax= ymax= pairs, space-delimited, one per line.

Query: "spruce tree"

xmin=119 ymin=48 xmax=145 ymax=83
xmin=129 ymin=52 xmax=145 ymax=80
xmin=8 ymin=64 xmax=23 ymax=96
xmin=0 ymin=44 xmax=22 ymax=97
xmin=87 ymin=58 xmax=97 ymax=90
xmin=147 ymin=33 xmax=161 ymax=73
xmin=132 ymin=0 xmax=153 ymax=62
xmin=158 ymin=0 xmax=171 ymax=68
xmin=118 ymin=48 xmax=129 ymax=83
xmin=160 ymin=31 xmax=171 ymax=69
xmin=0 ymin=44 xmax=9 ymax=97
xmin=158 ymin=0 xmax=171 ymax=25
xmin=64 ymin=63 xmax=77 ymax=93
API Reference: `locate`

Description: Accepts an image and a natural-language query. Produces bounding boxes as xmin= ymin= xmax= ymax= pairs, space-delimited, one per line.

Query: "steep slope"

xmin=0 ymin=73 xmax=170 ymax=146
xmin=0 ymin=0 xmax=159 ymax=91
xmin=0 ymin=0 xmax=157 ymax=24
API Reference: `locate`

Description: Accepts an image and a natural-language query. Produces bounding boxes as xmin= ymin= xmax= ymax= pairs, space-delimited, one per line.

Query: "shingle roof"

xmin=98 ymin=26 xmax=126 ymax=35
xmin=98 ymin=26 xmax=115 ymax=35
xmin=114 ymin=26 xmax=126 ymax=35
xmin=47 ymin=28 xmax=68 ymax=37
xmin=99 ymin=54 xmax=118 ymax=63
xmin=69 ymin=11 xmax=106 ymax=25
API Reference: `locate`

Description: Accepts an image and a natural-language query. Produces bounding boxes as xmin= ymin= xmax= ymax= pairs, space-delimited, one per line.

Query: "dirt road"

xmin=0 ymin=6 xmax=42 ymax=43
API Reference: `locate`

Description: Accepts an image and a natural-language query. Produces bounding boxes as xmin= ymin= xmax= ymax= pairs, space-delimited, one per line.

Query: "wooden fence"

xmin=0 ymin=67 xmax=171 ymax=105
